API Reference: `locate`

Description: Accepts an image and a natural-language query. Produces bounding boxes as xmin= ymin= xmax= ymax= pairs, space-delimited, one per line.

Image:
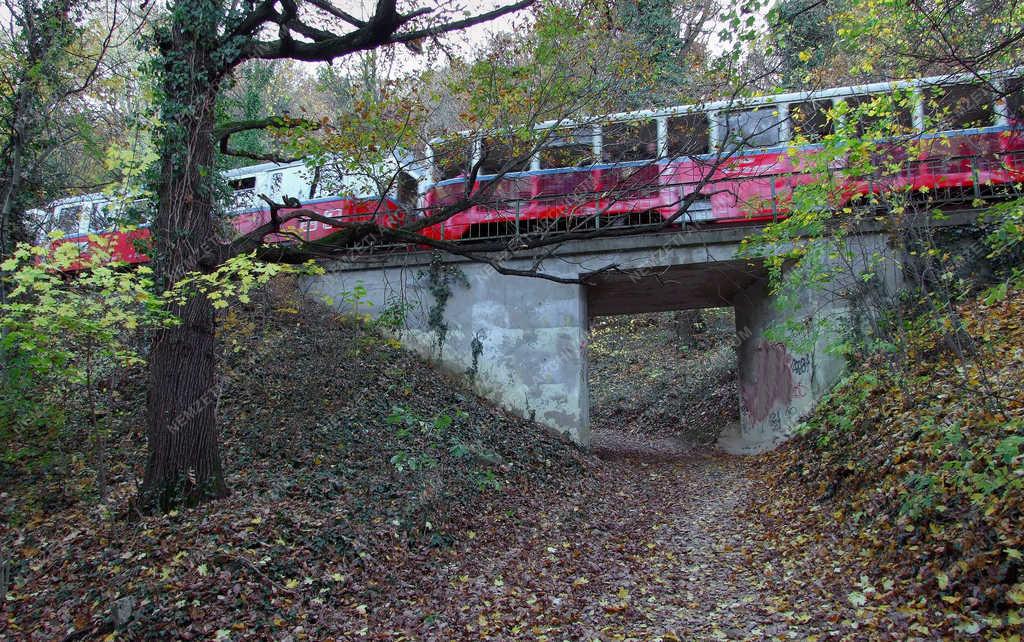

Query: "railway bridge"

xmin=303 ymin=220 xmax=916 ymax=453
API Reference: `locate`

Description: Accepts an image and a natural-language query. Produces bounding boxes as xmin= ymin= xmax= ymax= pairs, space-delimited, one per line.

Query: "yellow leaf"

xmin=1008 ymin=584 xmax=1024 ymax=605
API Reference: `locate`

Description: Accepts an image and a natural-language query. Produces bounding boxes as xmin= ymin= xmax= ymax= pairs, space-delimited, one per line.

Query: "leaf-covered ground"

xmin=3 ymin=283 xmax=1023 ymax=640
xmin=736 ymin=291 xmax=1024 ymax=640
xmin=588 ymin=309 xmax=739 ymax=454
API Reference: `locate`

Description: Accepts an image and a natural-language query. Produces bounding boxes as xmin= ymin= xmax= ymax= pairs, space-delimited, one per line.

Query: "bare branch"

xmin=303 ymin=0 xmax=367 ymax=28
xmin=387 ymin=0 xmax=534 ymax=45
xmin=247 ymin=0 xmax=534 ymax=62
xmin=224 ymin=0 xmax=279 ymax=43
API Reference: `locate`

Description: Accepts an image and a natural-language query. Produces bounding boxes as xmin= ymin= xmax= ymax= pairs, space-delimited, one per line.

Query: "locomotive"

xmin=30 ymin=68 xmax=1024 ymax=268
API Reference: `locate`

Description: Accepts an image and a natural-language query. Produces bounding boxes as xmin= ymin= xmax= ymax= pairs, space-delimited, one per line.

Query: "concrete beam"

xmin=586 ymin=260 xmax=766 ymax=316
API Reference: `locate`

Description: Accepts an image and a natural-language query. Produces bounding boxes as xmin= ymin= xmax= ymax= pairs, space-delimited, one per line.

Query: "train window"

xmin=844 ymin=93 xmax=915 ymax=137
xmin=789 ymin=100 xmax=833 ymax=142
xmin=431 ymin=137 xmax=470 ymax=181
xmin=1007 ymin=77 xmax=1024 ymax=122
xmin=924 ymin=83 xmax=996 ymax=130
xmin=89 ymin=202 xmax=113 ymax=232
xmin=228 ymin=176 xmax=256 ymax=191
xmin=397 ymin=171 xmax=418 ymax=207
xmin=54 ymin=205 xmax=82 ymax=235
xmin=602 ymin=119 xmax=658 ymax=162
xmin=666 ymin=113 xmax=709 ymax=157
xmin=721 ymin=106 xmax=784 ymax=151
xmin=479 ymin=135 xmax=533 ymax=175
xmin=539 ymin=127 xmax=596 ymax=168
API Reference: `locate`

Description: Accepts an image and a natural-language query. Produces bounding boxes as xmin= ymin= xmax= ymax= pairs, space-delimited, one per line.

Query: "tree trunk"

xmin=139 ymin=1 xmax=229 ymax=511
xmin=0 ymin=0 xmax=75 ymax=260
xmin=142 ymin=293 xmax=227 ymax=509
xmin=673 ymin=309 xmax=704 ymax=349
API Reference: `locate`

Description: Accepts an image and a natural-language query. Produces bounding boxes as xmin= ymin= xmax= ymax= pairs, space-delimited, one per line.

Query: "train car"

xmin=31 ymin=194 xmax=153 ymax=269
xmin=419 ymin=69 xmax=1024 ymax=241
xmin=31 ymin=69 xmax=1024 ymax=264
xmin=32 ymin=153 xmax=424 ymax=270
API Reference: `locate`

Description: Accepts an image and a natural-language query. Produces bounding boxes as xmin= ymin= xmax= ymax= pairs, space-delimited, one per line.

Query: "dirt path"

xmin=350 ymin=429 xmax=790 ymax=640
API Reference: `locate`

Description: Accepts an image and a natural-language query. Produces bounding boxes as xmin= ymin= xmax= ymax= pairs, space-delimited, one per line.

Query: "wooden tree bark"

xmin=139 ymin=0 xmax=228 ymax=510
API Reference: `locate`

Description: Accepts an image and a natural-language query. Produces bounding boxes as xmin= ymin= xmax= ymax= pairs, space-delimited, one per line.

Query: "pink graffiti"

xmin=740 ymin=341 xmax=793 ymax=423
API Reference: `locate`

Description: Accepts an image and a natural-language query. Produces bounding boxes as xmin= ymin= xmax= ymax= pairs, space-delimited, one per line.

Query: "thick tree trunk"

xmin=142 ymin=293 xmax=227 ymax=509
xmin=139 ymin=2 xmax=229 ymax=510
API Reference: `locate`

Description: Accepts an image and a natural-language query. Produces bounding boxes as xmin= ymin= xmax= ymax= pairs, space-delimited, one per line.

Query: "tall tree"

xmin=613 ymin=0 xmax=716 ymax=103
xmin=767 ymin=0 xmax=839 ymax=84
xmin=0 ymin=0 xmax=150 ymax=261
xmin=139 ymin=0 xmax=536 ymax=511
xmin=0 ymin=0 xmax=85 ymax=259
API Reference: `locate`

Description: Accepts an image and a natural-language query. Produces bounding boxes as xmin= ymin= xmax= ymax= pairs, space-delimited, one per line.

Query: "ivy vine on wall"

xmin=418 ymin=253 xmax=469 ymax=355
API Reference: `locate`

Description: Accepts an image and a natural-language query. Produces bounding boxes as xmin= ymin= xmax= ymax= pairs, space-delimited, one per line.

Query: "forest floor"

xmin=587 ymin=309 xmax=739 ymax=458
xmin=2 ymin=282 xmax=1022 ymax=640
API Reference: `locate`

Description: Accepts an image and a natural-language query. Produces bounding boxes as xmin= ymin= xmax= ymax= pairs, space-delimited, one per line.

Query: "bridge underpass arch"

xmin=305 ymin=227 xmax=904 ymax=455
xmin=583 ymin=261 xmax=768 ymax=454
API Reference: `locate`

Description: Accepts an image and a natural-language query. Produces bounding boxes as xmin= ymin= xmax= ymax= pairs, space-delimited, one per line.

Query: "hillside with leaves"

xmin=740 ymin=288 xmax=1024 ymax=639
xmin=3 ymin=273 xmax=1024 ymax=640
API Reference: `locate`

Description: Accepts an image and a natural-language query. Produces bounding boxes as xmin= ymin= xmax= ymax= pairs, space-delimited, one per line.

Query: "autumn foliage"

xmin=744 ymin=288 xmax=1024 ymax=638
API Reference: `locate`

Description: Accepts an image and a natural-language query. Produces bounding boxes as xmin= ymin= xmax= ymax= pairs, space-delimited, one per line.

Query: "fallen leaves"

xmin=739 ymin=288 xmax=1024 ymax=639
xmin=4 ymin=283 xmax=1023 ymax=639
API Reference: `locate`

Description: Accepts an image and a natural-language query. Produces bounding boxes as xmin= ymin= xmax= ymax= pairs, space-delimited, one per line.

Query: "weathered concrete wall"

xmin=718 ymin=233 xmax=905 ymax=454
xmin=303 ymin=259 xmax=592 ymax=443
xmin=717 ymin=277 xmax=845 ymax=454
xmin=302 ymin=227 xmax=904 ymax=453
xmin=303 ymin=230 xmax=761 ymax=444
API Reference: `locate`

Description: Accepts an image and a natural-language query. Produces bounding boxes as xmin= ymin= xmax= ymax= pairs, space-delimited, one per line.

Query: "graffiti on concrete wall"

xmin=791 ymin=354 xmax=810 ymax=376
xmin=740 ymin=341 xmax=814 ymax=426
xmin=741 ymin=341 xmax=793 ymax=424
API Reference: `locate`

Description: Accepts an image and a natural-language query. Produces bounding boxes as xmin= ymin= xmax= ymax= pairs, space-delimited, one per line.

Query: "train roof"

xmin=221 ymin=160 xmax=305 ymax=177
xmin=429 ymin=66 xmax=1024 ymax=145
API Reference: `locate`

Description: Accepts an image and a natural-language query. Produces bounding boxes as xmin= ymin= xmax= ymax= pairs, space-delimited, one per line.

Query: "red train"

xmin=32 ymin=159 xmax=411 ymax=270
xmin=422 ymin=69 xmax=1024 ymax=240
xmin=32 ymin=69 xmax=1024 ymax=268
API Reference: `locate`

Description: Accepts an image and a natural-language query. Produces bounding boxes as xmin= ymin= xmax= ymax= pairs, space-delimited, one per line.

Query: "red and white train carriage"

xmin=31 ymin=68 xmax=1024 ymax=268
xmin=32 ymin=156 xmax=418 ymax=269
xmin=421 ymin=69 xmax=1024 ymax=240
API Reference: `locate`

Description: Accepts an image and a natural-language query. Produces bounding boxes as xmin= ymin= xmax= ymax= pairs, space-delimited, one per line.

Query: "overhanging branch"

xmin=215 ymin=115 xmax=319 ymax=163
xmin=245 ymin=0 xmax=535 ymax=62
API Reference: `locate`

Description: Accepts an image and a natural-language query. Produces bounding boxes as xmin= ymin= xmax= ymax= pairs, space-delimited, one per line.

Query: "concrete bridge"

xmin=302 ymin=223 xmax=907 ymax=453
